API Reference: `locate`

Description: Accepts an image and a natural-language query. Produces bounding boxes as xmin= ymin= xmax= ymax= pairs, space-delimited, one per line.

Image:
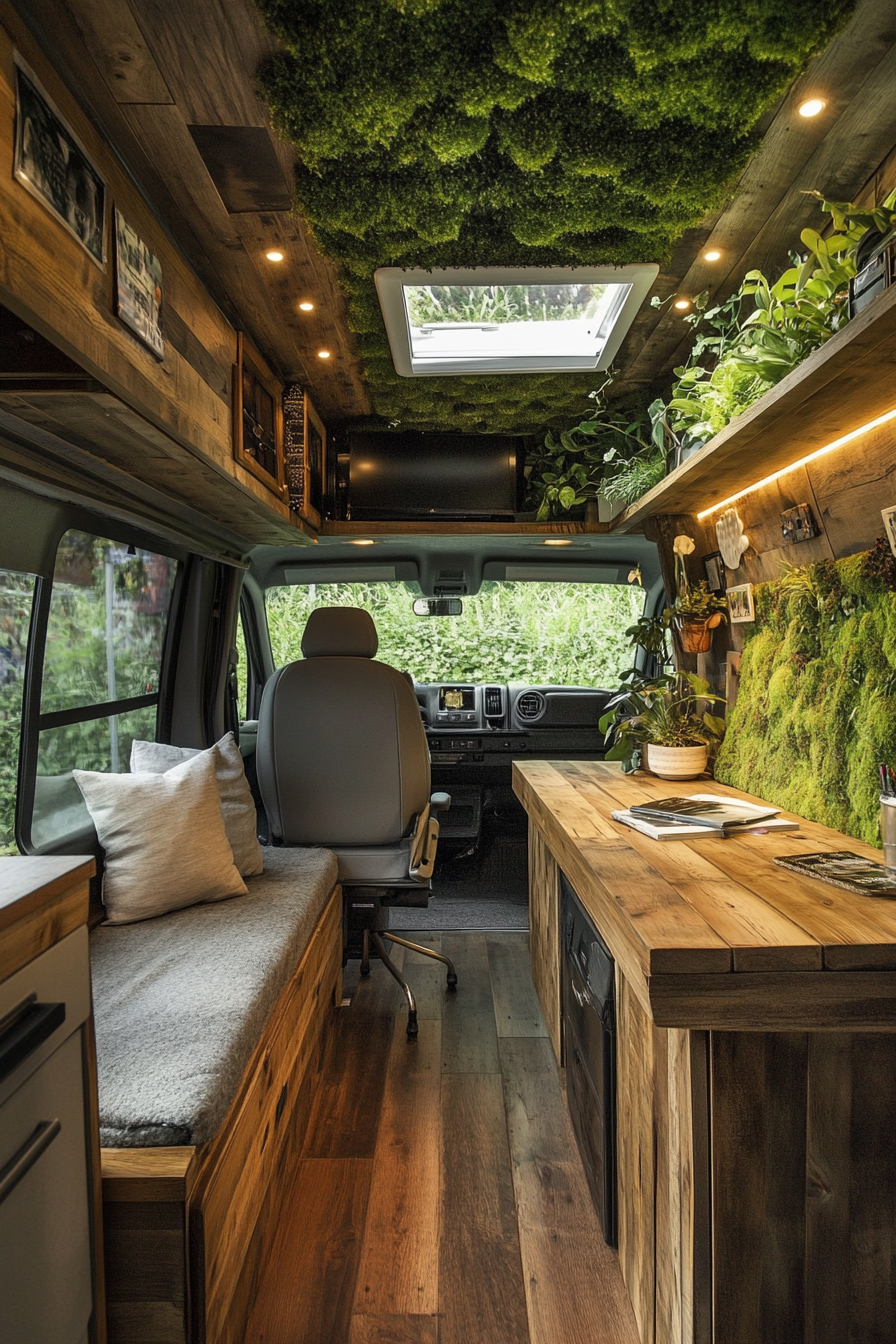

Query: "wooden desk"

xmin=514 ymin=761 xmax=896 ymax=1344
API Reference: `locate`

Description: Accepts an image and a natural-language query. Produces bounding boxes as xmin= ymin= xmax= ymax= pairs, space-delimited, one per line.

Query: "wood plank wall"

xmin=0 ymin=3 xmax=306 ymax=543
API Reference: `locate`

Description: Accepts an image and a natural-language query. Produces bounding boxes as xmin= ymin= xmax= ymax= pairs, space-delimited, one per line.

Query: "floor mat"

xmin=389 ymin=828 xmax=529 ymax=932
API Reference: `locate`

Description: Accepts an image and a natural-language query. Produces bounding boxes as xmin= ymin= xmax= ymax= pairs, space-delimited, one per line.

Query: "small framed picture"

xmin=881 ymin=506 xmax=896 ymax=559
xmin=232 ymin=333 xmax=286 ymax=497
xmin=13 ymin=56 xmax=105 ymax=265
xmin=727 ymin=582 xmax=755 ymax=623
xmin=703 ymin=550 xmax=724 ymax=594
xmin=114 ymin=210 xmax=164 ymax=358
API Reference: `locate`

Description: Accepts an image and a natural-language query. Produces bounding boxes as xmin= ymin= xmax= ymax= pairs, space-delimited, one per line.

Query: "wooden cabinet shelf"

xmin=612 ymin=281 xmax=896 ymax=532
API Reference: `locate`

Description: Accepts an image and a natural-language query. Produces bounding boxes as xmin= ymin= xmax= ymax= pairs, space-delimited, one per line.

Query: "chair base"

xmin=360 ymin=929 xmax=457 ymax=1038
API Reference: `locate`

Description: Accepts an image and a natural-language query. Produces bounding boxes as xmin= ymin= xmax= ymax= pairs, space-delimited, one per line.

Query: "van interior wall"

xmin=646 ymin=413 xmax=896 ymax=839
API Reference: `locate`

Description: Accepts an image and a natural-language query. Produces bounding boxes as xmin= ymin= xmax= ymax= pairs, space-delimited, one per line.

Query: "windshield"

xmin=264 ymin=581 xmax=643 ymax=686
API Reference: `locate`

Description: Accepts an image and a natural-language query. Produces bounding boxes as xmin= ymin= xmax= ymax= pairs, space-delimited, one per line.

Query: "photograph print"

xmin=727 ymin=582 xmax=755 ymax=623
xmin=13 ymin=57 xmax=105 ymax=264
xmin=114 ymin=210 xmax=164 ymax=358
xmin=882 ymin=505 xmax=896 ymax=560
xmin=703 ymin=550 xmax=725 ymax=594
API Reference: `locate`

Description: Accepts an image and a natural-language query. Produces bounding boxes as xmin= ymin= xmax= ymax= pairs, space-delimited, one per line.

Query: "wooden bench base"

xmin=101 ymin=885 xmax=343 ymax=1344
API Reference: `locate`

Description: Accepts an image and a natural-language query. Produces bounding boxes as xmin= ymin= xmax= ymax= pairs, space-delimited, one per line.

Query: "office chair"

xmin=256 ymin=606 xmax=455 ymax=1037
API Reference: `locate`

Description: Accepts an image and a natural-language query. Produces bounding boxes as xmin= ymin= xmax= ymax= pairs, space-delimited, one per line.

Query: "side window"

xmin=0 ymin=570 xmax=37 ymax=855
xmin=235 ymin=610 xmax=249 ymax=721
xmin=30 ymin=530 xmax=177 ymax=850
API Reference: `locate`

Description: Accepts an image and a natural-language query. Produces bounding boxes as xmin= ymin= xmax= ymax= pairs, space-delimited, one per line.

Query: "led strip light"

xmin=696 ymin=406 xmax=896 ymax=519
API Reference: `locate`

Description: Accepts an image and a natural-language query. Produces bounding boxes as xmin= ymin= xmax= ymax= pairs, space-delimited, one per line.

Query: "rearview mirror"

xmin=412 ymin=598 xmax=463 ymax=617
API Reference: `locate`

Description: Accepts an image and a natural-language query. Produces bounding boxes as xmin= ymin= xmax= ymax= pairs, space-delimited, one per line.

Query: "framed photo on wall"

xmin=114 ymin=210 xmax=164 ymax=358
xmin=302 ymin=394 xmax=326 ymax=530
xmin=13 ymin=55 xmax=105 ymax=265
xmin=703 ymin=550 xmax=725 ymax=594
xmin=727 ymin=582 xmax=755 ymax=624
xmin=232 ymin=333 xmax=286 ymax=497
xmin=881 ymin=505 xmax=896 ymax=559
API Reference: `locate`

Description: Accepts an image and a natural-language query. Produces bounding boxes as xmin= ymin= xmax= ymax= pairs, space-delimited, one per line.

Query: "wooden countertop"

xmin=513 ymin=760 xmax=896 ymax=1030
xmin=0 ymin=854 xmax=95 ymax=982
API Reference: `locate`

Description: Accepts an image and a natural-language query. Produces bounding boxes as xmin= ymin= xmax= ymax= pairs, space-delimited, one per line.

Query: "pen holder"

xmin=881 ymin=795 xmax=896 ymax=872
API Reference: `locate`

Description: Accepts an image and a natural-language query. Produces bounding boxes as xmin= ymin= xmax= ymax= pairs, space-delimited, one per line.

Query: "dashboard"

xmin=415 ymin=682 xmax=613 ymax=783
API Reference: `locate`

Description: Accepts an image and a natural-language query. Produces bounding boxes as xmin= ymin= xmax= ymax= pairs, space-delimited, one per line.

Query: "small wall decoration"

xmin=781 ymin=502 xmax=817 ymax=544
xmin=114 ymin=210 xmax=164 ymax=358
xmin=302 ymin=394 xmax=326 ymax=529
xmin=727 ymin=582 xmax=755 ymax=623
xmin=283 ymin=384 xmax=305 ymax=512
xmin=716 ymin=507 xmax=750 ymax=570
xmin=703 ymin=550 xmax=725 ymax=594
xmin=13 ymin=56 xmax=105 ymax=265
xmin=232 ymin=334 xmax=286 ymax=496
xmin=881 ymin=505 xmax=896 ymax=559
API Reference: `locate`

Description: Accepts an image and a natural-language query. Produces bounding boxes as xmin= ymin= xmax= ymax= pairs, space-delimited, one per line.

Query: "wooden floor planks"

xmin=246 ymin=931 xmax=639 ymax=1344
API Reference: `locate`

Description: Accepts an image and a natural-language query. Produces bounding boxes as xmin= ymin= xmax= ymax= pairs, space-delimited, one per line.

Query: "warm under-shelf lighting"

xmin=696 ymin=406 xmax=896 ymax=519
xmin=299 ymin=301 xmax=315 ymax=312
xmin=265 ymin=249 xmax=284 ymax=262
xmin=799 ymin=98 xmax=826 ymax=118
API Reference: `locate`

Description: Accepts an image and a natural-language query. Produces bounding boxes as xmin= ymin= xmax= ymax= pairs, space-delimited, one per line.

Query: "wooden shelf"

xmin=612 ymin=281 xmax=896 ymax=531
xmin=321 ymin=519 xmax=610 ymax=537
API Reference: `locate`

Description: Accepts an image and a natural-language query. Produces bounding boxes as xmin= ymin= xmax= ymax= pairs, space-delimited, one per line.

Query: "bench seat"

xmin=95 ymin=846 xmax=344 ymax=1344
xmin=91 ymin=845 xmax=338 ymax=1148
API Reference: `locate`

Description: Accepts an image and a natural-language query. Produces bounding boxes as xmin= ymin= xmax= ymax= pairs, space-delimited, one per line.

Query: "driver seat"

xmin=256 ymin=606 xmax=454 ymax=1036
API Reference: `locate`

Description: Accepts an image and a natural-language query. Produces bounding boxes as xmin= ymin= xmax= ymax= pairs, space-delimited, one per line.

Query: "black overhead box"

xmin=345 ymin=431 xmax=523 ymax=521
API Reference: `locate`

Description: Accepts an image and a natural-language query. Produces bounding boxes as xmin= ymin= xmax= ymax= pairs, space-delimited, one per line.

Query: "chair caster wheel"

xmin=360 ymin=963 xmax=371 ymax=977
xmin=447 ymin=973 xmax=458 ymax=990
xmin=407 ymin=1014 xmax=419 ymax=1039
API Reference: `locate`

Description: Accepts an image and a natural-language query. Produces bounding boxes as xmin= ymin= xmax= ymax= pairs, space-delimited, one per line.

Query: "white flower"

xmin=673 ymin=534 xmax=695 ymax=556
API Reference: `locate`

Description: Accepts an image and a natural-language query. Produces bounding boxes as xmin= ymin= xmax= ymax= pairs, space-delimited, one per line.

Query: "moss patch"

xmin=255 ymin=0 xmax=855 ymax=433
xmin=714 ymin=540 xmax=896 ymax=846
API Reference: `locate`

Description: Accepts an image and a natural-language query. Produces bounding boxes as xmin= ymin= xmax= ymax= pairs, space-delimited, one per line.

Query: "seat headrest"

xmin=301 ymin=607 xmax=379 ymax=659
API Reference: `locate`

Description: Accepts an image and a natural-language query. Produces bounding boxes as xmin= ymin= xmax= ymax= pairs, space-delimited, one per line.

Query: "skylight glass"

xmin=375 ymin=265 xmax=658 ymax=377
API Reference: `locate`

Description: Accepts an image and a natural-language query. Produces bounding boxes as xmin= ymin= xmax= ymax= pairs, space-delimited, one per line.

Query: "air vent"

xmin=485 ymin=686 xmax=504 ymax=718
xmin=517 ymin=691 xmax=546 ymax=722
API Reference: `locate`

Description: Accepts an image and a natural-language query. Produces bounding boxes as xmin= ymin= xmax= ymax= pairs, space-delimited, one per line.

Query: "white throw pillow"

xmin=130 ymin=732 xmax=264 ymax=877
xmin=74 ymin=750 xmax=248 ymax=925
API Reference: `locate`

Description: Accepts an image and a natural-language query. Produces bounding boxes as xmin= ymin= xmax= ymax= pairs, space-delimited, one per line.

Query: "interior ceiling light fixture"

xmin=298 ymin=300 xmax=315 ymax=311
xmin=704 ymin=250 xmax=722 ymax=262
xmin=265 ymin=249 xmax=284 ymax=261
xmin=543 ymin=538 xmax=573 ymax=545
xmin=317 ymin=349 xmax=331 ymax=359
xmin=348 ymin=538 xmax=375 ymax=545
xmin=697 ymin=406 xmax=896 ymax=519
xmin=799 ymin=97 xmax=826 ymax=117
xmin=375 ymin=264 xmax=658 ymax=377
xmin=674 ymin=298 xmax=691 ymax=310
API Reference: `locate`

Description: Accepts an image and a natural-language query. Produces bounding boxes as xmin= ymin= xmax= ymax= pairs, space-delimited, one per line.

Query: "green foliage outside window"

xmin=254 ymin=0 xmax=854 ymax=434
xmin=264 ymin=581 xmax=644 ymax=687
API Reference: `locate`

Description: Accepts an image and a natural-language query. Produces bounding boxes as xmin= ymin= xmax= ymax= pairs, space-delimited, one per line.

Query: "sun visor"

xmin=282 ymin=562 xmax=418 ymax=585
xmin=484 ymin=562 xmax=632 ymax=583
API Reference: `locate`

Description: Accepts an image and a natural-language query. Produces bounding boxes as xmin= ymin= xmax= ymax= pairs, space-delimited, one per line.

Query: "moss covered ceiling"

xmin=256 ymin=0 xmax=856 ymax=434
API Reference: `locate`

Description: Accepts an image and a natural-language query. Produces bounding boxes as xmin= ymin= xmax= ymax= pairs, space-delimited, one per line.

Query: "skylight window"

xmin=374 ymin=265 xmax=658 ymax=377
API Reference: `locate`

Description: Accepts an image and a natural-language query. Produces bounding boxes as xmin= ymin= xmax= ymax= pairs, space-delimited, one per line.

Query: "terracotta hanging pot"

xmin=677 ymin=611 xmax=723 ymax=654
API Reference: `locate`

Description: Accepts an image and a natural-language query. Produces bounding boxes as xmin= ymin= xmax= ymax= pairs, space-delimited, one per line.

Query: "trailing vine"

xmin=254 ymin=0 xmax=855 ymax=433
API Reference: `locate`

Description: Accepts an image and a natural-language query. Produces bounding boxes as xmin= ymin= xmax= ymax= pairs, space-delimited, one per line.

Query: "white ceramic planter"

xmin=645 ymin=743 xmax=708 ymax=780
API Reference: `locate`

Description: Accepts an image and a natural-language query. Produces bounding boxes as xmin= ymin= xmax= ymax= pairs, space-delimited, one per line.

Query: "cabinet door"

xmin=0 ymin=1030 xmax=92 ymax=1344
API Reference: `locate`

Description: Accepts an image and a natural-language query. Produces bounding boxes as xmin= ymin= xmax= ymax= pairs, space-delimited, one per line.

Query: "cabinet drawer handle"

xmin=0 ymin=1119 xmax=62 ymax=1207
xmin=0 ymin=999 xmax=66 ymax=1087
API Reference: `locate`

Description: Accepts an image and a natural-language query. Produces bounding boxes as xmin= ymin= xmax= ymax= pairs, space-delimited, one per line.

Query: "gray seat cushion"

xmin=90 ymin=846 xmax=338 ymax=1148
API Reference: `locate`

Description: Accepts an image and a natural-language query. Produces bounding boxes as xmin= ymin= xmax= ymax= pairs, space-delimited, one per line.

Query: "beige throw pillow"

xmin=74 ymin=750 xmax=248 ymax=925
xmin=130 ymin=732 xmax=264 ymax=877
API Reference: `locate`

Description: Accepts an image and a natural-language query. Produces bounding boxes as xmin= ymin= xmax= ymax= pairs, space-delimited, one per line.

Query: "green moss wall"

xmin=714 ymin=541 xmax=896 ymax=846
xmin=254 ymin=0 xmax=856 ymax=433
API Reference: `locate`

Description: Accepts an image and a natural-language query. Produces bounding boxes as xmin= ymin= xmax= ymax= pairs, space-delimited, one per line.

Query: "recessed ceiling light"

xmin=799 ymin=98 xmax=826 ymax=118
xmin=704 ymin=250 xmax=721 ymax=262
xmin=317 ymin=349 xmax=331 ymax=359
xmin=298 ymin=301 xmax=315 ymax=312
xmin=543 ymin=538 xmax=573 ymax=546
xmin=265 ymin=249 xmax=284 ymax=262
xmin=674 ymin=298 xmax=691 ymax=310
xmin=348 ymin=538 xmax=375 ymax=546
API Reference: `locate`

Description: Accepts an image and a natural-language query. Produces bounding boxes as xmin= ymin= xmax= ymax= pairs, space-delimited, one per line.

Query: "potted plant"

xmin=599 ymin=671 xmax=727 ymax=779
xmin=667 ymin=535 xmax=727 ymax=653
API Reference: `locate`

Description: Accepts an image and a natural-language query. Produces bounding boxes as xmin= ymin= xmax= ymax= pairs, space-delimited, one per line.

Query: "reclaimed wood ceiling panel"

xmin=11 ymin=0 xmax=896 ymax=422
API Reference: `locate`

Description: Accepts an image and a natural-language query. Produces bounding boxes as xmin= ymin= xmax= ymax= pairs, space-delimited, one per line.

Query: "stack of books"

xmin=612 ymin=794 xmax=800 ymax=841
